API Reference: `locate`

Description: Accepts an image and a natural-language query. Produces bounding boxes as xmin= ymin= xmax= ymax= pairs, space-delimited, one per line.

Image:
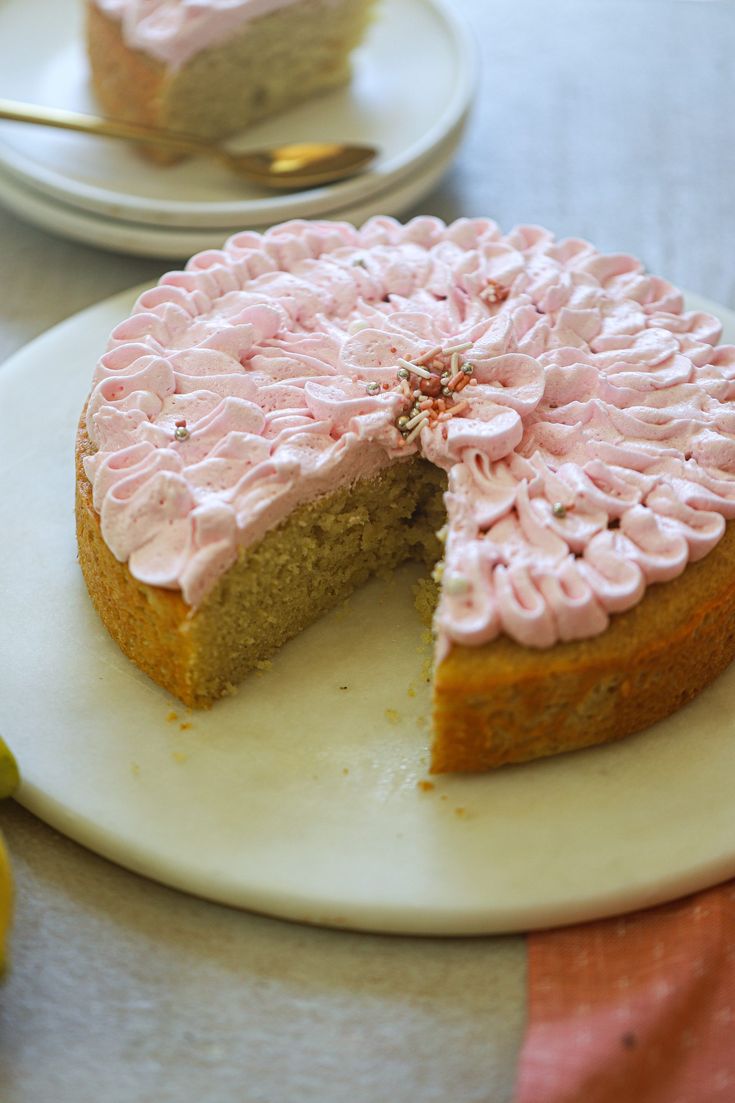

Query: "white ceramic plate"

xmin=2 ymin=288 xmax=735 ymax=937
xmin=0 ymin=122 xmax=464 ymax=259
xmin=0 ymin=0 xmax=476 ymax=229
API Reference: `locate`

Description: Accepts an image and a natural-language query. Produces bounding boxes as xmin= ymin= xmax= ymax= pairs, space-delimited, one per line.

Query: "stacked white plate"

xmin=0 ymin=0 xmax=477 ymax=258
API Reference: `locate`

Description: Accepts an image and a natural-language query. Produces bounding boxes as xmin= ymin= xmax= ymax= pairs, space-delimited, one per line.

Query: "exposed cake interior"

xmin=78 ymin=427 xmax=444 ymax=706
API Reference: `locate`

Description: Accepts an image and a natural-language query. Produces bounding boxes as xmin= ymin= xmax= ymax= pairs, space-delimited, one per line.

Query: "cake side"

xmin=76 ymin=416 xmax=196 ymax=701
xmin=431 ymin=520 xmax=735 ymax=771
xmin=77 ymin=418 xmax=445 ymax=708
xmin=86 ymin=2 xmax=168 ymax=134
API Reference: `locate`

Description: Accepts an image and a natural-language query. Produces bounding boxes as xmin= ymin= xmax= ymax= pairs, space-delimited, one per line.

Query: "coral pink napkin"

xmin=516 ymin=881 xmax=735 ymax=1103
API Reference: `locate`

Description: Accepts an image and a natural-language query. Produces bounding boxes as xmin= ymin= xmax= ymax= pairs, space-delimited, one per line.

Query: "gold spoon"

xmin=0 ymin=98 xmax=378 ymax=190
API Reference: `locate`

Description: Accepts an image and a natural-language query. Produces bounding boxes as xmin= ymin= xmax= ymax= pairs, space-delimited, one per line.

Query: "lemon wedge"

xmin=0 ymin=735 xmax=19 ymax=974
xmin=0 ymin=834 xmax=11 ymax=974
xmin=0 ymin=736 xmax=19 ymax=800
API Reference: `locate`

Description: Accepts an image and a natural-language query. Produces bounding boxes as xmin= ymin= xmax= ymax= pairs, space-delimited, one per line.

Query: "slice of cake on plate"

xmin=76 ymin=216 xmax=735 ymax=770
xmin=86 ymin=0 xmax=377 ymax=157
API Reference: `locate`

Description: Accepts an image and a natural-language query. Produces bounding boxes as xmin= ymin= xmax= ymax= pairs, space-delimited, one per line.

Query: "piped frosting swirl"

xmin=84 ymin=216 xmax=735 ymax=656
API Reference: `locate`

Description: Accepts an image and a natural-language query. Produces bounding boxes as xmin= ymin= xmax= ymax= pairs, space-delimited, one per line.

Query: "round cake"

xmin=76 ymin=216 xmax=735 ymax=771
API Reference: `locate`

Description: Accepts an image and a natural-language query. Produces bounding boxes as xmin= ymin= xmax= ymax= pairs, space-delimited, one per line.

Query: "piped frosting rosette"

xmin=83 ymin=216 xmax=735 ymax=654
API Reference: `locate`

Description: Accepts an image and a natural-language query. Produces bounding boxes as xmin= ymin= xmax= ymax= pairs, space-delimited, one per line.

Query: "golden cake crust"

xmin=76 ymin=417 xmax=197 ymax=701
xmin=86 ymin=3 xmax=167 ymax=132
xmin=431 ymin=522 xmax=735 ymax=771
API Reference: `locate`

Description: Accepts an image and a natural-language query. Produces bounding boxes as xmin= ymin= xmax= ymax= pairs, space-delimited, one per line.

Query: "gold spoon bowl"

xmin=0 ymin=98 xmax=378 ymax=190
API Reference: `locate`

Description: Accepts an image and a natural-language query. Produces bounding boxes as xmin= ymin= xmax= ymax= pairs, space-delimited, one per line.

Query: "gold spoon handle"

xmin=0 ymin=97 xmax=216 ymax=159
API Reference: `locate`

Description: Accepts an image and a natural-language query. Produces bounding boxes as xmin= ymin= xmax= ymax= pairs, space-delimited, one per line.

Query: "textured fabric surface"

xmin=517 ymin=881 xmax=735 ymax=1103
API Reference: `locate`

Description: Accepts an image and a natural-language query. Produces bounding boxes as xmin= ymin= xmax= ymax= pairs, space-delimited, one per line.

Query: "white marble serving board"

xmin=1 ymin=288 xmax=735 ymax=935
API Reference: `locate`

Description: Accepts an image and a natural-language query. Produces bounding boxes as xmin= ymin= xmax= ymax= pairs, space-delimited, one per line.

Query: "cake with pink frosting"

xmin=76 ymin=216 xmax=735 ymax=771
xmin=86 ymin=0 xmax=376 ymax=158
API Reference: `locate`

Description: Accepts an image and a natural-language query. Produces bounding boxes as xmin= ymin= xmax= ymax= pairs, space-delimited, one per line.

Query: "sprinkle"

xmin=463 ymin=363 xmax=474 ymax=376
xmin=396 ymin=415 xmax=410 ymax=430
xmin=365 ymin=381 xmax=381 ymax=396
xmin=444 ymin=575 xmax=469 ymax=596
xmin=481 ymin=280 xmax=510 ymax=304
xmin=397 ymin=357 xmax=432 ymax=379
xmin=419 ymin=375 xmax=442 ymax=398
xmin=451 ymin=351 xmax=460 ymax=374
xmin=403 ymin=409 xmax=430 ymax=431
xmin=470 ymin=378 xmax=478 ymax=386
xmin=552 ymin=502 xmax=568 ymax=518
xmin=440 ymin=372 xmax=451 ymax=385
xmin=442 ymin=386 xmax=453 ymax=397
xmin=448 ymin=400 xmax=469 ymax=417
xmin=443 ymin=341 xmax=473 ymax=355
xmin=397 ymin=366 xmax=410 ymax=380
xmin=449 ymin=371 xmax=466 ymax=389
xmin=174 ymin=425 xmax=190 ymax=441
xmin=404 ymin=420 xmax=428 ymax=445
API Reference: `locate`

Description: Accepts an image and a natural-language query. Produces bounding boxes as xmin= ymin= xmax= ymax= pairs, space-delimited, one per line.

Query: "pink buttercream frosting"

xmin=93 ymin=0 xmax=312 ymax=68
xmin=83 ymin=216 xmax=735 ymax=657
